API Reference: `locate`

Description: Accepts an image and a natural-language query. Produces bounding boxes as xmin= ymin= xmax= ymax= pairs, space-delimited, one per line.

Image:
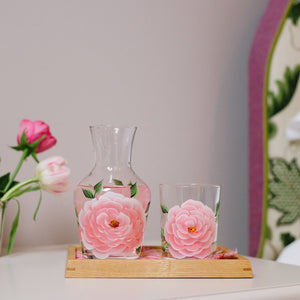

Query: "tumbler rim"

xmin=159 ymin=183 xmax=220 ymax=189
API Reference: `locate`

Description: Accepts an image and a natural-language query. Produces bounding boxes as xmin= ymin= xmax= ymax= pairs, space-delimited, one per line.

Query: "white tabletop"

xmin=1 ymin=244 xmax=300 ymax=300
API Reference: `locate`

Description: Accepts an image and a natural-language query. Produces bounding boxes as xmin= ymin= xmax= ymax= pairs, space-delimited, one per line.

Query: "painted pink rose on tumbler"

xmin=164 ymin=199 xmax=216 ymax=259
xmin=79 ymin=191 xmax=146 ymax=259
xmin=17 ymin=119 xmax=57 ymax=153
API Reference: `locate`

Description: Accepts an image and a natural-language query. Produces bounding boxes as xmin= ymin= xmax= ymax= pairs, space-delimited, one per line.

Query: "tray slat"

xmin=65 ymin=245 xmax=253 ymax=278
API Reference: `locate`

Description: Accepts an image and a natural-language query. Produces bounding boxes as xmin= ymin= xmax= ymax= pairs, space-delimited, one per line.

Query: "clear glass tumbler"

xmin=160 ymin=183 xmax=220 ymax=259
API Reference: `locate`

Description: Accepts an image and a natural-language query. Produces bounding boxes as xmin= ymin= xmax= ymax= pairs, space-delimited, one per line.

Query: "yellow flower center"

xmin=188 ymin=226 xmax=197 ymax=233
xmin=109 ymin=219 xmax=120 ymax=228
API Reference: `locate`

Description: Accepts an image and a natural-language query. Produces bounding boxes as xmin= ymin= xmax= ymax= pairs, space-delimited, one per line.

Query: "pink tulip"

xmin=17 ymin=119 xmax=57 ymax=153
xmin=79 ymin=191 xmax=146 ymax=259
xmin=36 ymin=156 xmax=70 ymax=193
xmin=164 ymin=199 xmax=216 ymax=259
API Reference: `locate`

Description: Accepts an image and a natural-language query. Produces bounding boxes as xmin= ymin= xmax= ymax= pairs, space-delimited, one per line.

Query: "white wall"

xmin=0 ymin=0 xmax=268 ymax=255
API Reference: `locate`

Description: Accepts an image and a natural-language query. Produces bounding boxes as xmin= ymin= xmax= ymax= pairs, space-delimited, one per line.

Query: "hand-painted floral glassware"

xmin=160 ymin=183 xmax=220 ymax=259
xmin=74 ymin=125 xmax=151 ymax=259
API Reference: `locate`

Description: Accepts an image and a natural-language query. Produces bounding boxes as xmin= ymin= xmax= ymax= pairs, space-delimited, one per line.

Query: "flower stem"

xmin=1 ymin=177 xmax=39 ymax=202
xmin=4 ymin=148 xmax=29 ymax=193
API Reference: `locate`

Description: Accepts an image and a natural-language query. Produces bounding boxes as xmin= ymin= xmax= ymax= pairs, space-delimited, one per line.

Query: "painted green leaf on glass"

xmin=145 ymin=201 xmax=151 ymax=214
xmin=162 ymin=241 xmax=168 ymax=252
xmin=161 ymin=204 xmax=169 ymax=214
xmin=215 ymin=201 xmax=220 ymax=217
xmin=94 ymin=180 xmax=103 ymax=195
xmin=130 ymin=182 xmax=138 ymax=198
xmin=82 ymin=189 xmax=95 ymax=199
xmin=215 ymin=201 xmax=220 ymax=222
xmin=113 ymin=179 xmax=124 ymax=186
xmin=74 ymin=208 xmax=80 ymax=227
xmin=74 ymin=207 xmax=79 ymax=218
xmin=268 ymin=65 xmax=300 ymax=119
xmin=269 ymin=158 xmax=300 ymax=225
xmin=161 ymin=227 xmax=165 ymax=240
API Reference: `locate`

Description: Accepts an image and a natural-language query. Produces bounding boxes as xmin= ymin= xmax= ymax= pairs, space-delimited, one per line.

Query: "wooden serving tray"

xmin=65 ymin=245 xmax=253 ymax=278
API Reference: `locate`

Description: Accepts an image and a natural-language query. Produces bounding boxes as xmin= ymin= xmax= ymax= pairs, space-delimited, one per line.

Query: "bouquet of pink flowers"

xmin=0 ymin=119 xmax=70 ymax=254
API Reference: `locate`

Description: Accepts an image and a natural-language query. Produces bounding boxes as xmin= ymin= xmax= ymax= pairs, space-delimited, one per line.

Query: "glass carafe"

xmin=74 ymin=125 xmax=151 ymax=259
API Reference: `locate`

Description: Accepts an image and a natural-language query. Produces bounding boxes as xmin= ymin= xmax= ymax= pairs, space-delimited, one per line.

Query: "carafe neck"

xmin=90 ymin=125 xmax=136 ymax=170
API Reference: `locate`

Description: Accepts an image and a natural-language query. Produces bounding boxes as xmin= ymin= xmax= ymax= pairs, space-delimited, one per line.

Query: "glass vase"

xmin=74 ymin=125 xmax=151 ymax=259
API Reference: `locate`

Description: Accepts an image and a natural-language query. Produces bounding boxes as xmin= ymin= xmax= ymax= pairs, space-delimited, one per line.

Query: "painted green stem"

xmin=1 ymin=177 xmax=39 ymax=202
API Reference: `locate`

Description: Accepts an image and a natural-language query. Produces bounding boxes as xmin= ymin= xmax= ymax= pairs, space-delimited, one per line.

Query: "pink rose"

xmin=36 ymin=156 xmax=70 ymax=193
xmin=79 ymin=191 xmax=146 ymax=259
xmin=164 ymin=199 xmax=216 ymax=259
xmin=17 ymin=119 xmax=57 ymax=153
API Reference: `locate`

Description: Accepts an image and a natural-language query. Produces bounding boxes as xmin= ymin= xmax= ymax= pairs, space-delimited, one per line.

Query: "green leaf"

xmin=145 ymin=201 xmax=151 ymax=214
xmin=268 ymin=65 xmax=300 ymax=118
xmin=161 ymin=227 xmax=165 ymax=240
xmin=280 ymin=232 xmax=296 ymax=247
xmin=288 ymin=2 xmax=300 ymax=25
xmin=9 ymin=185 xmax=40 ymax=199
xmin=74 ymin=208 xmax=80 ymax=226
xmin=20 ymin=130 xmax=29 ymax=146
xmin=265 ymin=225 xmax=272 ymax=241
xmin=0 ymin=173 xmax=10 ymax=191
xmin=81 ymin=241 xmax=85 ymax=253
xmin=74 ymin=207 xmax=79 ymax=218
xmin=269 ymin=158 xmax=300 ymax=225
xmin=82 ymin=189 xmax=95 ymax=199
xmin=0 ymin=203 xmax=6 ymax=240
xmin=0 ymin=174 xmax=19 ymax=198
xmin=29 ymin=134 xmax=45 ymax=151
xmin=113 ymin=179 xmax=124 ymax=186
xmin=136 ymin=246 xmax=141 ymax=254
xmin=161 ymin=204 xmax=169 ymax=214
xmin=11 ymin=145 xmax=26 ymax=151
xmin=12 ymin=132 xmax=45 ymax=157
xmin=215 ymin=201 xmax=220 ymax=223
xmin=268 ymin=121 xmax=277 ymax=140
xmin=31 ymin=152 xmax=39 ymax=163
xmin=7 ymin=199 xmax=20 ymax=254
xmin=215 ymin=201 xmax=220 ymax=218
xmin=130 ymin=182 xmax=138 ymax=198
xmin=162 ymin=241 xmax=168 ymax=252
xmin=94 ymin=180 xmax=103 ymax=195
xmin=33 ymin=191 xmax=42 ymax=221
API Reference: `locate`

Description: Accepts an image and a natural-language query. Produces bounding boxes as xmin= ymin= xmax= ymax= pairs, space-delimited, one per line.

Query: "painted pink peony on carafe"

xmin=74 ymin=183 xmax=150 ymax=259
xmin=73 ymin=125 xmax=151 ymax=259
